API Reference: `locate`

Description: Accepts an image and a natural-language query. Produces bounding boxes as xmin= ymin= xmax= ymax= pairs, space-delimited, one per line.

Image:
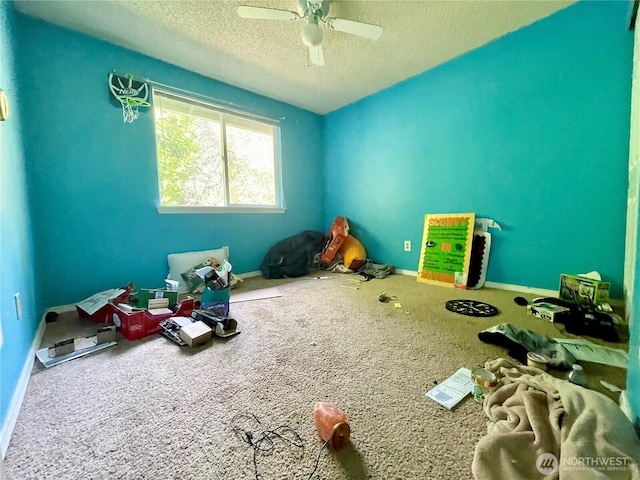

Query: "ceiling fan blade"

xmin=327 ymin=18 xmax=383 ymax=40
xmin=237 ymin=6 xmax=299 ymax=21
xmin=309 ymin=44 xmax=325 ymax=66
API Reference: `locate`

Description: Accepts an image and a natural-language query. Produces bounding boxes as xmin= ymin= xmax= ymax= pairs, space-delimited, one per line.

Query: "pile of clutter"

xmin=260 ymin=215 xmax=394 ymax=281
xmin=160 ymin=259 xmax=241 ymax=346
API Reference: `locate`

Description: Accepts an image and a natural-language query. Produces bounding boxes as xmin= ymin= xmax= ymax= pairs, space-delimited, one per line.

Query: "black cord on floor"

xmin=230 ymin=412 xmax=332 ymax=480
xmin=306 ymin=438 xmax=331 ymax=480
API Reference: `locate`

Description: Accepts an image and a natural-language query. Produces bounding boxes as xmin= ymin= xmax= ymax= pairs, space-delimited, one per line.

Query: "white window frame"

xmin=153 ymin=88 xmax=285 ymax=214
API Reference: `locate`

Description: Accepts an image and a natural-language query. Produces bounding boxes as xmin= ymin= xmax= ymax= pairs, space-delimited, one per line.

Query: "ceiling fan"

xmin=237 ymin=0 xmax=383 ymax=66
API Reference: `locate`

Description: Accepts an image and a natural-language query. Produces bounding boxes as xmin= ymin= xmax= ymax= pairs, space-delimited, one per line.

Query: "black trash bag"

xmin=261 ymin=230 xmax=326 ymax=279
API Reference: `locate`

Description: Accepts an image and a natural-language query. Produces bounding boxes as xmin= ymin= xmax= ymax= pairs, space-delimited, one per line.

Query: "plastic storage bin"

xmin=201 ymin=287 xmax=230 ymax=317
xmin=111 ymin=298 xmax=194 ymax=341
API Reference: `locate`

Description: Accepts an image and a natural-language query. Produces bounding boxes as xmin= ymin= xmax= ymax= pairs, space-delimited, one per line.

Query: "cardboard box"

xmin=76 ymin=287 xmax=131 ymax=323
xmin=321 ymin=216 xmax=349 ymax=265
xmin=527 ymin=302 xmax=570 ymax=323
xmin=180 ymin=320 xmax=212 ymax=347
xmin=559 ymin=274 xmax=610 ymax=306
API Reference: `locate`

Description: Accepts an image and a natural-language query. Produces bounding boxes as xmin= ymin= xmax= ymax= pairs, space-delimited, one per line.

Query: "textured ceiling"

xmin=14 ymin=0 xmax=575 ymax=114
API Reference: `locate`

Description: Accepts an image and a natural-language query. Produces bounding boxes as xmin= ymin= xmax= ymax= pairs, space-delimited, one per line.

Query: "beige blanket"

xmin=472 ymin=358 xmax=640 ymax=480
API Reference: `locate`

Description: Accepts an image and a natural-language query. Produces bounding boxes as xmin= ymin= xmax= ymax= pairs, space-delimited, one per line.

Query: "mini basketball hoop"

xmin=108 ymin=73 xmax=150 ymax=123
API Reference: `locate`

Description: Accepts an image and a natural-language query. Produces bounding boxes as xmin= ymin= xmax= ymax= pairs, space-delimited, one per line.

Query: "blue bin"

xmin=201 ymin=286 xmax=230 ymax=317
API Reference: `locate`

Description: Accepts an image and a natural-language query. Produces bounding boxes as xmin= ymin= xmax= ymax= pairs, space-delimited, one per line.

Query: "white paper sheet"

xmin=172 ymin=316 xmax=193 ymax=327
xmin=229 ymin=287 xmax=281 ymax=303
xmin=425 ymin=367 xmax=474 ymax=410
xmin=554 ymin=338 xmax=628 ymax=369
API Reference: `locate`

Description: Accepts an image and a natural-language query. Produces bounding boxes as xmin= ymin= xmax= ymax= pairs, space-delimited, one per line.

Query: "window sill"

xmin=157 ymin=206 xmax=286 ymax=214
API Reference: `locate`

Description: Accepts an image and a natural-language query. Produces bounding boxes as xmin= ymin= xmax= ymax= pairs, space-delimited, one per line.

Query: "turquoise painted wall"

xmin=0 ymin=0 xmax=38 ymax=440
xmin=4 ymin=0 xmax=640 ymax=446
xmin=324 ymin=1 xmax=633 ymax=298
xmin=14 ymin=14 xmax=325 ymax=312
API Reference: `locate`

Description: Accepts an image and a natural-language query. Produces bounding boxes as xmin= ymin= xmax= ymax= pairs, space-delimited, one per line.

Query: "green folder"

xmin=133 ymin=288 xmax=178 ymax=309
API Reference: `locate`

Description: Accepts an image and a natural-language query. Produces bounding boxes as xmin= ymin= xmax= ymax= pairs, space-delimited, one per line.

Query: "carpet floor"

xmin=2 ymin=273 xmax=628 ymax=480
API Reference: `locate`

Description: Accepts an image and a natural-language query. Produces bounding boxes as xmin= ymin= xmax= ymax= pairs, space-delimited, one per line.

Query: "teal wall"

xmin=0 ymin=0 xmax=38 ymax=441
xmin=3 ymin=0 xmax=640 ymax=445
xmin=14 ymin=14 xmax=325 ymax=312
xmin=324 ymin=1 xmax=633 ymax=299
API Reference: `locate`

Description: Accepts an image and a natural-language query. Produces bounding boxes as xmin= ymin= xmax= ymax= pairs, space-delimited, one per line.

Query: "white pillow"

xmin=167 ymin=246 xmax=229 ymax=293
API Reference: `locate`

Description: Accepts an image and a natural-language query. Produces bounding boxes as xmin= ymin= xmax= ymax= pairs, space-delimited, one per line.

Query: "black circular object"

xmin=513 ymin=296 xmax=529 ymax=307
xmin=445 ymin=299 xmax=498 ymax=317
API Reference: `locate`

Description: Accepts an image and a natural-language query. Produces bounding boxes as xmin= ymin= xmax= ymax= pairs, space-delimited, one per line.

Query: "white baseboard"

xmin=395 ymin=269 xmax=559 ymax=297
xmin=1 ymin=315 xmax=46 ymax=459
xmin=239 ymin=270 xmax=262 ymax=279
xmin=395 ymin=268 xmax=418 ymax=276
xmin=483 ymin=281 xmax=558 ymax=297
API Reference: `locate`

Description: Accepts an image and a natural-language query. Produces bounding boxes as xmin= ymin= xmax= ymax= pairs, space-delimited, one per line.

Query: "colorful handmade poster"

xmin=417 ymin=213 xmax=476 ymax=288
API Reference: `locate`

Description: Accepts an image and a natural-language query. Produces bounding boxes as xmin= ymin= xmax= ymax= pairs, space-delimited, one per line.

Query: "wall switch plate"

xmin=404 ymin=240 xmax=411 ymax=252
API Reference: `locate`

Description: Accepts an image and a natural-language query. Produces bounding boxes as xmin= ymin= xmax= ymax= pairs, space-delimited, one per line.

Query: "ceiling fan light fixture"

xmin=237 ymin=0 xmax=383 ymax=66
xmin=301 ymin=19 xmax=323 ymax=47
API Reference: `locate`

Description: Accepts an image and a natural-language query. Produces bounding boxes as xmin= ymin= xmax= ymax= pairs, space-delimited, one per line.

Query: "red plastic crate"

xmin=111 ymin=298 xmax=194 ymax=341
xmin=111 ymin=307 xmax=146 ymax=340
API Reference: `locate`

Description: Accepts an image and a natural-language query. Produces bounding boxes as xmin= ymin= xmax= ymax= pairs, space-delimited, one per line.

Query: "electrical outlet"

xmin=14 ymin=293 xmax=22 ymax=320
xmin=404 ymin=240 xmax=411 ymax=252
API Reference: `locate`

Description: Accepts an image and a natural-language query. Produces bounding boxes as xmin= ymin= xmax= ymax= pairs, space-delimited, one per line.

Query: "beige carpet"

xmin=3 ymin=273 xmax=629 ymax=480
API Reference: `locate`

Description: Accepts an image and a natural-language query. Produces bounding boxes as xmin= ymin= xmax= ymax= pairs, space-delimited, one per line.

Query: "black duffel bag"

xmin=261 ymin=230 xmax=326 ymax=279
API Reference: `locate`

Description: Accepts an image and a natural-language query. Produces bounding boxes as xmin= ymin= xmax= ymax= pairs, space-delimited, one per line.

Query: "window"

xmin=153 ymin=89 xmax=284 ymax=213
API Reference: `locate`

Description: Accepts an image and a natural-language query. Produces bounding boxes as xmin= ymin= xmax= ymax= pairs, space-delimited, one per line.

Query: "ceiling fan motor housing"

xmin=299 ymin=0 xmax=330 ymax=19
